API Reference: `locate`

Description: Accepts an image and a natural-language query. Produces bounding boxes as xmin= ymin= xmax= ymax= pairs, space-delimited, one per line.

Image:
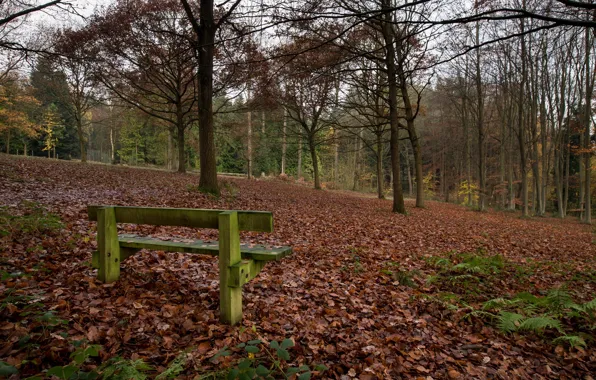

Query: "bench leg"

xmin=218 ymin=211 xmax=242 ymax=325
xmin=92 ymin=247 xmax=138 ymax=269
xmin=97 ymin=207 xmax=121 ymax=283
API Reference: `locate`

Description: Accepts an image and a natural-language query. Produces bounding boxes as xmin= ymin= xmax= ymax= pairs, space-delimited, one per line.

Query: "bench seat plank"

xmin=118 ymin=234 xmax=292 ymax=262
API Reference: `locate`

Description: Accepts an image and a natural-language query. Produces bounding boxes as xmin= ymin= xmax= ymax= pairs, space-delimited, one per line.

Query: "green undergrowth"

xmin=421 ymin=248 xmax=596 ymax=347
xmin=0 ymin=337 xmax=327 ymax=380
xmin=1 ymin=280 xmax=326 ymax=379
xmin=380 ymin=261 xmax=419 ymax=288
xmin=341 ymin=249 xmax=366 ymax=274
xmin=201 ymin=338 xmax=327 ymax=379
xmin=424 ymin=248 xmax=506 ymax=301
xmin=0 ymin=201 xmax=63 ymax=239
xmin=467 ymin=288 xmax=596 ymax=348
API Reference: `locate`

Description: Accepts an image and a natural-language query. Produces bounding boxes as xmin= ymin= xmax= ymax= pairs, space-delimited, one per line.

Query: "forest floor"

xmin=1 ymin=154 xmax=595 ymax=379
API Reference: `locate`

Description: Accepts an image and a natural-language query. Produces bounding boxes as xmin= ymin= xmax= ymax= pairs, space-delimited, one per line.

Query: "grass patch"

xmin=423 ymin=249 xmax=506 ymax=301
xmin=0 ymin=201 xmax=63 ymax=238
xmin=381 ymin=261 xmax=419 ymax=288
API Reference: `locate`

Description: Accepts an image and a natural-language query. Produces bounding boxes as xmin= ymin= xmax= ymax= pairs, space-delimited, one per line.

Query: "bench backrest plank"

xmin=87 ymin=205 xmax=273 ymax=232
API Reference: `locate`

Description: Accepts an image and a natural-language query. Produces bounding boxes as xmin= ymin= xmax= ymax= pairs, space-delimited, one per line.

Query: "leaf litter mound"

xmin=1 ymin=155 xmax=595 ymax=378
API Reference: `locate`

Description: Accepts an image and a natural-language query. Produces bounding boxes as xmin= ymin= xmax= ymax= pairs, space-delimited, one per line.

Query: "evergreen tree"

xmin=30 ymin=56 xmax=78 ymax=159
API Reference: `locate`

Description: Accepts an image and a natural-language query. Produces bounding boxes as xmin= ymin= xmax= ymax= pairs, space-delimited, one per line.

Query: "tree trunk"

xmin=519 ymin=10 xmax=529 ymax=217
xmin=499 ymin=98 xmax=506 ymax=209
xmin=376 ymin=133 xmax=384 ymax=199
xmin=475 ymin=14 xmax=485 ymax=211
xmin=308 ymin=135 xmax=321 ymax=190
xmin=584 ymin=26 xmax=592 ymax=224
xmin=168 ymin=129 xmax=176 ymax=170
xmin=405 ymin=147 xmax=413 ymax=197
xmin=540 ymin=42 xmax=549 ymax=215
xmin=398 ymin=63 xmax=423 ymax=207
xmin=247 ymin=109 xmax=252 ymax=179
xmin=410 ymin=132 xmax=424 ymax=207
xmin=5 ymin=130 xmax=9 ymax=154
xmin=176 ymin=104 xmax=186 ymax=173
xmin=76 ymin=118 xmax=87 ymax=163
xmin=110 ymin=124 xmax=116 ymax=165
xmin=381 ymin=1 xmax=405 ymax=213
xmin=564 ymin=125 xmax=570 ymax=215
xmin=353 ymin=131 xmax=361 ymax=191
xmin=177 ymin=127 xmax=186 ymax=173
xmin=281 ymin=107 xmax=287 ymax=175
xmin=334 ymin=130 xmax=339 ymax=183
xmin=462 ymin=74 xmax=473 ymax=207
xmin=297 ymin=138 xmax=302 ymax=178
xmin=196 ymin=0 xmax=218 ymax=193
xmin=580 ymin=128 xmax=585 ymax=217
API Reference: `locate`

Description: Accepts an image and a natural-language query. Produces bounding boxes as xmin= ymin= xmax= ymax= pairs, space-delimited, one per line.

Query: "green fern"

xmin=449 ymin=274 xmax=476 ymax=282
xmin=156 ymin=353 xmax=187 ymax=380
xmin=552 ymin=335 xmax=587 ymax=348
xmin=482 ymin=298 xmax=519 ymax=311
xmin=431 ymin=257 xmax=451 ymax=268
xmin=546 ymin=289 xmax=578 ymax=312
xmin=452 ymin=254 xmax=504 ymax=275
xmin=452 ymin=262 xmax=484 ymax=274
xmin=464 ymin=310 xmax=497 ymax=321
xmin=513 ymin=292 xmax=541 ymax=305
xmin=393 ymin=270 xmax=416 ymax=288
xmin=517 ymin=316 xmax=563 ymax=333
xmin=100 ymin=357 xmax=153 ymax=380
xmin=580 ymin=298 xmax=596 ymax=312
xmin=497 ymin=311 xmax=525 ymax=333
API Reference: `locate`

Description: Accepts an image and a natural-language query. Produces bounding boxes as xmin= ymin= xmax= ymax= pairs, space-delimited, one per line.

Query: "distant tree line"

xmin=0 ymin=0 xmax=593 ymax=220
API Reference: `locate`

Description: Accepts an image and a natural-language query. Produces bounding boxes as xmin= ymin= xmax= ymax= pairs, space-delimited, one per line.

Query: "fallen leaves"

xmin=0 ymin=155 xmax=595 ymax=378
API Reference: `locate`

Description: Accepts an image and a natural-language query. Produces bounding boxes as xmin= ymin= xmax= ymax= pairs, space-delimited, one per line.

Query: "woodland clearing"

xmin=1 ymin=154 xmax=595 ymax=379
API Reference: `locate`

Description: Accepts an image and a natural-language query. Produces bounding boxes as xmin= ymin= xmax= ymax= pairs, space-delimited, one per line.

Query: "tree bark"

xmin=405 ymin=146 xmax=413 ymax=197
xmin=475 ymin=12 xmax=485 ymax=211
xmin=177 ymin=127 xmax=186 ymax=173
xmin=518 ymin=9 xmax=529 ymax=217
xmin=281 ymin=107 xmax=287 ymax=175
xmin=110 ymin=123 xmax=115 ymax=165
xmin=376 ymin=133 xmax=384 ymax=199
xmin=181 ymin=0 xmax=219 ymax=193
xmin=461 ymin=66 xmax=473 ymax=207
xmin=584 ymin=25 xmax=592 ymax=224
xmin=76 ymin=118 xmax=87 ymax=163
xmin=397 ymin=53 xmax=423 ymax=207
xmin=247 ymin=109 xmax=252 ymax=179
xmin=381 ymin=0 xmax=406 ymax=213
xmin=353 ymin=131 xmax=361 ymax=191
xmin=334 ymin=130 xmax=339 ymax=183
xmin=308 ymin=135 xmax=321 ymax=190
xmin=177 ymin=104 xmax=186 ymax=173
xmin=297 ymin=138 xmax=302 ymax=178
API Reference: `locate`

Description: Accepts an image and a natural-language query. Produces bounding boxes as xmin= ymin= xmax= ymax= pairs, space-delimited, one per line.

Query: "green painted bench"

xmin=87 ymin=205 xmax=292 ymax=325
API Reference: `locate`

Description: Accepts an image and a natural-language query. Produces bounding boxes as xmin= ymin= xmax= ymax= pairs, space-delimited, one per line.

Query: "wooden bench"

xmin=87 ymin=205 xmax=292 ymax=325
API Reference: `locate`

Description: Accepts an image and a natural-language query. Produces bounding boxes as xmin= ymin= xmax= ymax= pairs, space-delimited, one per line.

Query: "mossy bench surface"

xmin=117 ymin=234 xmax=292 ymax=261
